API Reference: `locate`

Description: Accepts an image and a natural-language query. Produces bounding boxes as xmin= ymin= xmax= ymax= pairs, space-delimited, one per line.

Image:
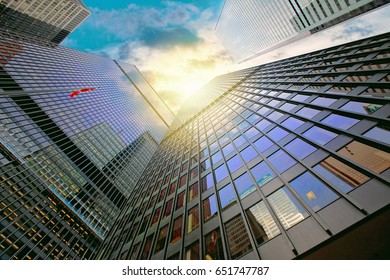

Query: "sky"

xmin=63 ymin=1 xmax=390 ymax=114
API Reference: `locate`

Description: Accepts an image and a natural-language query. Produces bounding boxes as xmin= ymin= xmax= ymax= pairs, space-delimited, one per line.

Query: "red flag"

xmin=70 ymin=87 xmax=96 ymax=98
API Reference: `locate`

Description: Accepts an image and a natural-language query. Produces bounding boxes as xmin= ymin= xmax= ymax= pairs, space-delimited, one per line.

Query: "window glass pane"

xmin=169 ymin=182 xmax=177 ymax=195
xmin=303 ymin=126 xmax=337 ymax=145
xmin=212 ymin=151 xmax=223 ymax=164
xmin=225 ymin=215 xmax=252 ymax=259
xmin=234 ymin=172 xmax=256 ymax=198
xmin=268 ymin=187 xmax=309 ymax=229
xmin=188 ymin=182 xmax=199 ymax=201
xmin=179 ymin=175 xmax=187 ymax=187
xmin=297 ymin=107 xmax=320 ymax=118
xmin=311 ymin=97 xmax=336 ymax=106
xmin=227 ymin=155 xmax=243 ymax=172
xmin=253 ymin=136 xmax=273 ymax=152
xmin=187 ymin=206 xmax=199 ymax=233
xmin=170 ymin=215 xmax=183 ymax=244
xmin=204 ymin=228 xmax=224 ymax=260
xmin=363 ymin=126 xmax=390 ymax=145
xmin=203 ymin=194 xmax=218 ymax=221
xmin=240 ymin=145 xmax=258 ymax=162
xmin=233 ymin=135 xmax=247 ymax=147
xmin=337 ymin=141 xmax=390 ymax=174
xmin=185 ymin=242 xmax=200 ymax=260
xmin=152 ymin=207 xmax=161 ymax=225
xmin=218 ymin=184 xmax=236 ymax=210
xmin=141 ymin=235 xmax=153 ymax=259
xmin=284 ymin=138 xmax=317 ymax=159
xmin=201 ymin=173 xmax=214 ymax=192
xmin=248 ymin=114 xmax=261 ymax=124
xmin=201 ymin=158 xmax=210 ymax=172
xmin=190 ymin=166 xmax=198 ymax=180
xmin=281 ymin=117 xmax=304 ymax=130
xmin=313 ymin=157 xmax=369 ymax=193
xmin=246 ymin=201 xmax=280 ymax=245
xmin=290 ymin=172 xmax=339 ymax=212
xmin=268 ymin=111 xmax=284 ymax=121
xmin=244 ymin=127 xmax=259 ymax=139
xmin=268 ymin=150 xmax=296 ymax=173
xmin=268 ymin=127 xmax=289 ymax=142
xmin=154 ymin=225 xmax=168 ymax=253
xmin=321 ymin=114 xmax=359 ymax=130
xmin=222 ymin=143 xmax=234 ymax=157
xmin=214 ymin=164 xmax=228 ymax=182
xmin=340 ymin=101 xmax=383 ymax=115
xmin=255 ymin=119 xmax=271 ymax=131
xmin=163 ymin=200 xmax=173 ymax=218
xmin=280 ymin=102 xmax=296 ymax=111
xmin=176 ymin=192 xmax=185 ymax=210
xmin=250 ymin=161 xmax=275 ymax=187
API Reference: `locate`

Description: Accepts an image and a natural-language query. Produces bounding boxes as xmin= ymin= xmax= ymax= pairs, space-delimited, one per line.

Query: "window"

xmin=290 ymin=172 xmax=339 ymax=211
xmin=313 ymin=157 xmax=369 ymax=192
xmin=187 ymin=206 xmax=199 ymax=233
xmin=188 ymin=182 xmax=199 ymax=201
xmin=250 ymin=161 xmax=275 ymax=187
xmin=303 ymin=126 xmax=337 ymax=145
xmin=281 ymin=117 xmax=304 ymax=130
xmin=337 ymin=141 xmax=390 ymax=174
xmin=234 ymin=172 xmax=256 ymax=198
xmin=201 ymin=173 xmax=214 ymax=192
xmin=297 ymin=107 xmax=320 ymax=118
xmin=321 ymin=114 xmax=359 ymax=130
xmin=284 ymin=138 xmax=316 ymax=159
xmin=268 ymin=187 xmax=309 ymax=229
xmin=255 ymin=119 xmax=271 ymax=131
xmin=292 ymin=94 xmax=308 ymax=101
xmin=152 ymin=207 xmax=161 ymax=225
xmin=268 ymin=150 xmax=296 ymax=173
xmin=244 ymin=127 xmax=259 ymax=139
xmin=268 ymin=127 xmax=289 ymax=142
xmin=240 ymin=145 xmax=258 ymax=163
xmin=141 ymin=234 xmax=153 ymax=260
xmin=222 ymin=143 xmax=234 ymax=157
xmin=246 ymin=201 xmax=280 ymax=245
xmin=253 ymin=136 xmax=273 ymax=152
xmin=214 ymin=164 xmax=228 ymax=182
xmin=268 ymin=111 xmax=284 ymax=121
xmin=225 ymin=215 xmax=252 ymax=259
xmin=280 ymin=102 xmax=296 ymax=111
xmin=163 ymin=200 xmax=173 ymax=218
xmin=212 ymin=151 xmax=223 ymax=165
xmin=185 ymin=242 xmax=200 ymax=260
xmin=203 ymin=194 xmax=218 ymax=221
xmin=201 ymin=158 xmax=210 ymax=172
xmin=154 ymin=225 xmax=168 ymax=253
xmin=311 ymin=97 xmax=336 ymax=106
xmin=168 ymin=182 xmax=177 ymax=195
xmin=204 ymin=228 xmax=224 ymax=260
xmin=170 ymin=216 xmax=183 ymax=244
xmin=218 ymin=184 xmax=236 ymax=210
xmin=340 ymin=101 xmax=382 ymax=115
xmin=233 ymin=135 xmax=247 ymax=147
xmin=179 ymin=175 xmax=187 ymax=187
xmin=130 ymin=243 xmax=141 ymax=260
xmin=363 ymin=126 xmax=390 ymax=145
xmin=158 ymin=188 xmax=167 ymax=203
xmin=227 ymin=155 xmax=243 ymax=173
xmin=176 ymin=192 xmax=185 ymax=210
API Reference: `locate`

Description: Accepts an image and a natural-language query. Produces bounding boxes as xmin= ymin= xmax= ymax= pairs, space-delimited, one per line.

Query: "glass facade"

xmin=0 ymin=28 xmax=170 ymax=259
xmin=215 ymin=0 xmax=388 ymax=62
xmin=97 ymin=32 xmax=390 ymax=260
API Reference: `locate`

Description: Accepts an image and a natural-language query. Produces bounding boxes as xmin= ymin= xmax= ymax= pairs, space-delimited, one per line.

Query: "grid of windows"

xmin=98 ymin=32 xmax=390 ymax=260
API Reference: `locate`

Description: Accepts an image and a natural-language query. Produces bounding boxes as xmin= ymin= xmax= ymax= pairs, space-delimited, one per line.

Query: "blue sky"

xmin=64 ymin=1 xmax=390 ymax=113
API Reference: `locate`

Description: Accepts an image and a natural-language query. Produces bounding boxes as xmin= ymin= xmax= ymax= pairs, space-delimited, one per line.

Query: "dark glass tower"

xmin=97 ymin=32 xmax=390 ymax=260
xmin=0 ymin=27 xmax=173 ymax=259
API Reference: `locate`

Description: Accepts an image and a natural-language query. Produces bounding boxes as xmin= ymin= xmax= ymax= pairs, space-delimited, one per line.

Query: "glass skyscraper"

xmin=215 ymin=0 xmax=389 ymax=62
xmin=97 ymin=32 xmax=390 ymax=260
xmin=0 ymin=0 xmax=91 ymax=44
xmin=0 ymin=24 xmax=174 ymax=258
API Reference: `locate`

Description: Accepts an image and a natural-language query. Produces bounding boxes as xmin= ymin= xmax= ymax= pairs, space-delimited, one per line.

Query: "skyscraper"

xmin=215 ymin=0 xmax=389 ymax=62
xmin=0 ymin=0 xmax=90 ymax=44
xmin=97 ymin=31 xmax=390 ymax=260
xmin=0 ymin=24 xmax=174 ymax=258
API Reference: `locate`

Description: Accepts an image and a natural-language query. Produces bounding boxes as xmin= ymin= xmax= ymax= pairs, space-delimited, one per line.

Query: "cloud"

xmin=139 ymin=27 xmax=202 ymax=48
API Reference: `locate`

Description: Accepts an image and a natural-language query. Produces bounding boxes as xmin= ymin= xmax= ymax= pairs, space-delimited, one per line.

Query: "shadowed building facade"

xmin=96 ymin=32 xmax=390 ymax=260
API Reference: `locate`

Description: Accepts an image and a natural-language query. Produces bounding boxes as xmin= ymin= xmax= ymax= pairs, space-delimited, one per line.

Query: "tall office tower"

xmin=215 ymin=0 xmax=389 ymax=62
xmin=0 ymin=26 xmax=174 ymax=259
xmin=97 ymin=32 xmax=390 ymax=260
xmin=0 ymin=0 xmax=90 ymax=44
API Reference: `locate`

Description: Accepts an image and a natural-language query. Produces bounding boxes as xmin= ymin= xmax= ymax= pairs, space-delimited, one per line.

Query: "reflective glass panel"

xmin=268 ymin=150 xmax=296 ymax=173
xmin=321 ymin=114 xmax=359 ymax=130
xmin=234 ymin=172 xmax=256 ymax=198
xmin=250 ymin=161 xmax=275 ymax=187
xmin=218 ymin=184 xmax=236 ymax=210
xmin=284 ymin=138 xmax=317 ymax=159
xmin=303 ymin=126 xmax=337 ymax=145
